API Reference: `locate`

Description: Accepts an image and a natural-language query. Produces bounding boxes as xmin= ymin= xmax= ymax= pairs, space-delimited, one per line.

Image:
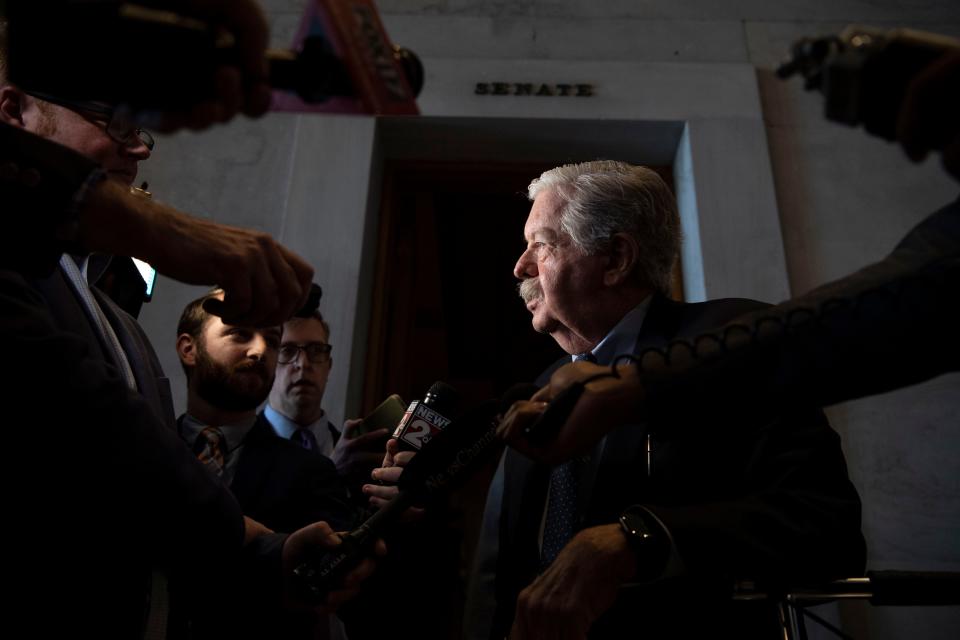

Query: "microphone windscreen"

xmin=427 ymin=380 xmax=460 ymax=415
xmin=396 ymin=399 xmax=500 ymax=497
xmin=392 ymin=381 xmax=460 ymax=450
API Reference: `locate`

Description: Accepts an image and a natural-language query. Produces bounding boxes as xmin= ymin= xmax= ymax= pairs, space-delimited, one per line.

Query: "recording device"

xmin=777 ymin=26 xmax=960 ymax=140
xmin=6 ymin=1 xmax=422 ymax=115
xmin=352 ymin=394 xmax=407 ymax=439
xmin=132 ymin=259 xmax=157 ymax=302
xmin=398 ymin=382 xmax=540 ymax=492
xmin=391 ymin=381 xmax=460 ymax=452
xmin=293 ymin=384 xmax=538 ymax=602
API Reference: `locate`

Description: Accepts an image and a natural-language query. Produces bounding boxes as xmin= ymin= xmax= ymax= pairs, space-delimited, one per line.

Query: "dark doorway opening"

xmin=363 ymin=159 xmax=680 ymax=413
xmin=358 ymin=157 xmax=679 ymax=639
xmin=363 ymin=160 xmax=567 ymax=413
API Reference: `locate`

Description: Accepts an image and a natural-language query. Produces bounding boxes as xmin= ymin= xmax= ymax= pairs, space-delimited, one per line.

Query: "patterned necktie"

xmin=294 ymin=427 xmax=319 ymax=452
xmin=541 ymin=455 xmax=587 ymax=570
xmin=193 ymin=426 xmax=226 ymax=477
xmin=540 ymin=351 xmax=596 ymax=570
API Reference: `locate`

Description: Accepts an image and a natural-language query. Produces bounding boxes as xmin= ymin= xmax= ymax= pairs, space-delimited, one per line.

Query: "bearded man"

xmin=175 ymin=288 xmax=355 ymax=533
xmin=174 ymin=288 xmax=357 ymax=639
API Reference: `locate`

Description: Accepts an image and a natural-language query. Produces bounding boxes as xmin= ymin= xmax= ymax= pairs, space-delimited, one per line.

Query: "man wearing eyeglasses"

xmin=14 ymin=89 xmax=155 ymax=184
xmin=0 ymin=10 xmax=373 ymax=639
xmin=175 ymin=289 xmax=357 ymax=639
xmin=266 ymin=312 xmax=391 ymax=500
xmin=176 ymin=291 xmax=355 ymax=534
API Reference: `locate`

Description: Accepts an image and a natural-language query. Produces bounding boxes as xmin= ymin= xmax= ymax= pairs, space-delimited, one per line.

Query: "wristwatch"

xmin=618 ymin=505 xmax=671 ymax=581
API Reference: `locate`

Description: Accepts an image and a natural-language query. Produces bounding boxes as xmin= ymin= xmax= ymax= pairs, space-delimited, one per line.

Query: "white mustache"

xmin=518 ymin=278 xmax=543 ymax=304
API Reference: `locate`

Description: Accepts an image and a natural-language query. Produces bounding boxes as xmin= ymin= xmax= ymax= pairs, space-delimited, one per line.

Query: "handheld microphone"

xmin=7 ymin=1 xmax=421 ymax=115
xmin=397 ymin=383 xmax=540 ymax=495
xmin=293 ymin=384 xmax=539 ymax=602
xmin=391 ymin=381 xmax=460 ymax=452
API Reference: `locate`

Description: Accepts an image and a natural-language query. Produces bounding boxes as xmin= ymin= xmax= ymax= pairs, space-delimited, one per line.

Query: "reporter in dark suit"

xmin=0 ymin=14 xmax=367 ymax=637
xmin=174 ymin=289 xmax=357 ymax=638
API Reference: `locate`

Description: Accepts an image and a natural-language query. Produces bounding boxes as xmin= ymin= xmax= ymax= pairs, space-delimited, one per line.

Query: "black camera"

xmin=778 ymin=26 xmax=960 ymax=140
xmin=6 ymin=1 xmax=422 ymax=112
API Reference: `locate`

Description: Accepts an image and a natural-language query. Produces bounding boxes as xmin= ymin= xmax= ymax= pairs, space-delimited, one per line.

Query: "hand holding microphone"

xmin=498 ymin=361 xmax=644 ymax=466
xmin=282 ymin=521 xmax=386 ymax=613
xmin=363 ymin=380 xmax=459 ymax=512
xmin=293 ymin=384 xmax=537 ymax=603
xmin=364 ymin=438 xmax=422 ymax=516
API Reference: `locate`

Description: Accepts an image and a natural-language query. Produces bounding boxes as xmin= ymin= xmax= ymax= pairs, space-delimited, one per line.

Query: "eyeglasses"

xmin=277 ymin=342 xmax=332 ymax=364
xmin=24 ymin=90 xmax=156 ymax=151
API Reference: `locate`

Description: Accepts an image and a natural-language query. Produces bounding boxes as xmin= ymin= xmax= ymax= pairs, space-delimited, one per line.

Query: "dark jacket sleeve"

xmin=643 ymin=407 xmax=866 ymax=586
xmin=264 ymin=450 xmax=358 ymax=533
xmin=633 ymin=298 xmax=867 ymax=586
xmin=1 ymin=269 xmax=246 ymax=576
xmin=641 ymin=198 xmax=960 ymax=429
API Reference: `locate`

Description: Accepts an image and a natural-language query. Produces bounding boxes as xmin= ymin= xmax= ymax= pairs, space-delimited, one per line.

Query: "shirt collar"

xmin=588 ymin=296 xmax=652 ymax=365
xmin=68 ymin=253 xmax=113 ymax=286
xmin=264 ymin=404 xmax=328 ymax=439
xmin=180 ymin=413 xmax=257 ymax=453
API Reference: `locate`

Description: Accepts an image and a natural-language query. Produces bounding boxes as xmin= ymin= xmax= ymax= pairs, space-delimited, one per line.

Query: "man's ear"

xmin=0 ymin=86 xmax=28 ymax=127
xmin=603 ymin=233 xmax=640 ymax=286
xmin=176 ymin=334 xmax=198 ymax=367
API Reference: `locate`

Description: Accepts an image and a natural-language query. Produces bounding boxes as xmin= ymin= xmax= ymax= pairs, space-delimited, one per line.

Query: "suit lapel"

xmin=586 ymin=294 xmax=684 ymax=523
xmin=499 ymin=449 xmax=550 ymax=604
xmin=31 ymin=268 xmax=109 ymax=362
xmin=633 ymin=293 xmax=685 ymax=351
xmin=92 ymin=287 xmax=175 ymax=430
xmin=229 ymin=415 xmax=278 ymax=498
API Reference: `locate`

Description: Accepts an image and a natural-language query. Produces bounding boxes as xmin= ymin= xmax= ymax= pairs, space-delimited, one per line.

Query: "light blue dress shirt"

xmin=263 ymin=404 xmax=337 ymax=457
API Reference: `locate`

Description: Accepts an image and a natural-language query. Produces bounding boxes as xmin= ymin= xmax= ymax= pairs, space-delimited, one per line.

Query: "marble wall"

xmin=136 ymin=1 xmax=960 ymax=637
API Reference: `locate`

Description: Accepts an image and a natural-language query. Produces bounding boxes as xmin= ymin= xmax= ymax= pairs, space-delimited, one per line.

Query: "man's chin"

xmin=531 ymin=313 xmax=557 ymax=335
xmin=107 ymin=170 xmax=137 ymax=186
xmin=288 ymin=383 xmax=317 ymax=395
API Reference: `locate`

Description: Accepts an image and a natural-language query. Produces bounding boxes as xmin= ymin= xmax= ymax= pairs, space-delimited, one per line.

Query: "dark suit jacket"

xmin=3 ymin=265 xmax=247 ymax=639
xmin=642 ymin=198 xmax=960 ymax=425
xmin=492 ymin=295 xmax=866 ymax=639
xmin=175 ymin=414 xmax=358 ymax=640
xmin=34 ymin=258 xmax=176 ymax=429
xmin=211 ymin=413 xmax=356 ymax=534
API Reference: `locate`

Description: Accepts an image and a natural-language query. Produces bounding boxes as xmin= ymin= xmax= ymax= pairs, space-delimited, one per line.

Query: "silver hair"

xmin=528 ymin=160 xmax=681 ymax=294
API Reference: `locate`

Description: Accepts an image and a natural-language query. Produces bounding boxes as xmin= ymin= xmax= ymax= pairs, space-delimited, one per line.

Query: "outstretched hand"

xmin=497 ymin=361 xmax=643 ymax=466
xmin=83 ymin=180 xmax=314 ymax=327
